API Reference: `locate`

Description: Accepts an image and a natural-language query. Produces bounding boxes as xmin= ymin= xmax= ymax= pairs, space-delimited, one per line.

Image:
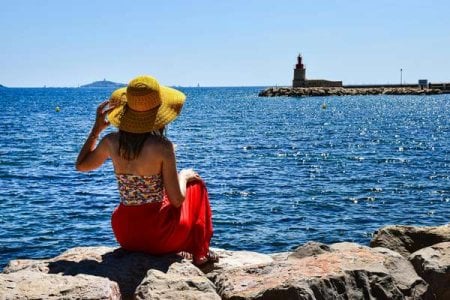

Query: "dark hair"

xmin=118 ymin=128 xmax=165 ymax=160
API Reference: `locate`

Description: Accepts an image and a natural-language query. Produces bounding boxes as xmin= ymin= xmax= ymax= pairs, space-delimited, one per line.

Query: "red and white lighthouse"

xmin=293 ymin=54 xmax=306 ymax=87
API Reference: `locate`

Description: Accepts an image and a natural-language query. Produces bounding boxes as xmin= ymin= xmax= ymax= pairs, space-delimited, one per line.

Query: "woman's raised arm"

xmin=75 ymin=101 xmax=115 ymax=172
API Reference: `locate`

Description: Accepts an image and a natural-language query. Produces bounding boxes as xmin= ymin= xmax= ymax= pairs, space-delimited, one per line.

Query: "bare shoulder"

xmin=145 ymin=136 xmax=175 ymax=157
xmin=103 ymin=132 xmax=119 ymax=144
xmin=100 ymin=132 xmax=119 ymax=155
xmin=144 ymin=137 xmax=173 ymax=156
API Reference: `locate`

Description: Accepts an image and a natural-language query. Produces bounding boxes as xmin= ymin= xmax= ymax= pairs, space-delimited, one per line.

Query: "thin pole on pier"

xmin=400 ymin=68 xmax=403 ymax=85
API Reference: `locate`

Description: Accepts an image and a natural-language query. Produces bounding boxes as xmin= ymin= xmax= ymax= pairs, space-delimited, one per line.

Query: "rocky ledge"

xmin=259 ymin=87 xmax=444 ymax=97
xmin=1 ymin=223 xmax=449 ymax=299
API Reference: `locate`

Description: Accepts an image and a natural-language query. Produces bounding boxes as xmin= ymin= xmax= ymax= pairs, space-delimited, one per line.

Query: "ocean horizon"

xmin=0 ymin=87 xmax=448 ymax=268
xmin=1 ymin=85 xmax=272 ymax=89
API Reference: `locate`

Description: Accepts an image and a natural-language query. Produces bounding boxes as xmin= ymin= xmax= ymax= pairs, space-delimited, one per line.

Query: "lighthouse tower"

xmin=292 ymin=54 xmax=306 ymax=87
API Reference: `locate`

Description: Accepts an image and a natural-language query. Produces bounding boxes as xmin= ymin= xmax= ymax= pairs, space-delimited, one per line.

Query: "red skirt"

xmin=111 ymin=181 xmax=213 ymax=259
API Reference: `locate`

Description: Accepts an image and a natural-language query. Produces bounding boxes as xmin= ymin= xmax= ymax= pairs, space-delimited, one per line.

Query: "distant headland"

xmin=0 ymin=84 xmax=5 ymax=88
xmin=79 ymin=79 xmax=125 ymax=88
xmin=260 ymin=54 xmax=450 ymax=97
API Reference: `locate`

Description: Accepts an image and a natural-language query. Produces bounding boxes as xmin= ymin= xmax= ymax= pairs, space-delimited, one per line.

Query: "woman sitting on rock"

xmin=76 ymin=75 xmax=217 ymax=266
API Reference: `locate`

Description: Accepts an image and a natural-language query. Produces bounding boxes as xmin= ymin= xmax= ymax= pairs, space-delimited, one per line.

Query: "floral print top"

xmin=116 ymin=174 xmax=164 ymax=206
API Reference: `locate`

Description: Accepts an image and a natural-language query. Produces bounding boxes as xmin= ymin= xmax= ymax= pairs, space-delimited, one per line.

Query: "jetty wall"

xmin=303 ymin=79 xmax=342 ymax=88
xmin=259 ymin=86 xmax=445 ymax=97
xmin=344 ymin=83 xmax=417 ymax=89
xmin=344 ymin=82 xmax=450 ymax=91
xmin=429 ymin=82 xmax=450 ymax=92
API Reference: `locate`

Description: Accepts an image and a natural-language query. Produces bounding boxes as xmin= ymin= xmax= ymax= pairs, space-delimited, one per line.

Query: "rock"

xmin=2 ymin=246 xmax=193 ymax=298
xmin=3 ymin=246 xmax=117 ymax=274
xmin=135 ymin=262 xmax=220 ymax=300
xmin=210 ymin=248 xmax=273 ymax=271
xmin=270 ymin=251 xmax=291 ymax=261
xmin=4 ymin=239 xmax=450 ymax=299
xmin=213 ymin=242 xmax=428 ymax=299
xmin=409 ymin=242 xmax=450 ymax=300
xmin=206 ymin=248 xmax=274 ymax=282
xmin=288 ymin=241 xmax=331 ymax=260
xmin=1 ymin=246 xmax=273 ymax=300
xmin=0 ymin=270 xmax=120 ymax=300
xmin=370 ymin=223 xmax=450 ymax=257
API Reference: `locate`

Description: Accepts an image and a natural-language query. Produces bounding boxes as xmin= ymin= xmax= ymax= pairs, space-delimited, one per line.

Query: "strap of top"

xmin=116 ymin=173 xmax=164 ymax=206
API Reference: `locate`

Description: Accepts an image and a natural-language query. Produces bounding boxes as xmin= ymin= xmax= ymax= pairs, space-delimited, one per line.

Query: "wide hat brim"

xmin=107 ymin=85 xmax=185 ymax=133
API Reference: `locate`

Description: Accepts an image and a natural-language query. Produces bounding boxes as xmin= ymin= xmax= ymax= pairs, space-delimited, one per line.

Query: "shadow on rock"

xmin=47 ymin=248 xmax=182 ymax=297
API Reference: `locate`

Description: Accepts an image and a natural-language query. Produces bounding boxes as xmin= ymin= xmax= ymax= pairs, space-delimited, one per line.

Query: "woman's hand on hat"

xmin=92 ymin=100 xmax=116 ymax=135
xmin=179 ymin=168 xmax=201 ymax=183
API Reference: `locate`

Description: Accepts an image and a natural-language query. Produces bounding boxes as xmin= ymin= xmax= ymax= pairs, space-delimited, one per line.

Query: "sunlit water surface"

xmin=0 ymin=87 xmax=448 ymax=268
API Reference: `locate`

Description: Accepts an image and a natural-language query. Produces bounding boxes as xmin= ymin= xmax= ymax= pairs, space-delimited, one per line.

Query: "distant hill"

xmin=80 ymin=79 xmax=125 ymax=88
xmin=0 ymin=84 xmax=5 ymax=88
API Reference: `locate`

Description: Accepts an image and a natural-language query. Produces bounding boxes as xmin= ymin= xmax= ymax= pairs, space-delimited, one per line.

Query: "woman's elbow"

xmin=75 ymin=159 xmax=103 ymax=172
xmin=75 ymin=162 xmax=88 ymax=172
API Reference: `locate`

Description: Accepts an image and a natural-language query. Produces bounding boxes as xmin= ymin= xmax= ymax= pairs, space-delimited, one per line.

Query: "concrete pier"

xmin=259 ymin=86 xmax=446 ymax=97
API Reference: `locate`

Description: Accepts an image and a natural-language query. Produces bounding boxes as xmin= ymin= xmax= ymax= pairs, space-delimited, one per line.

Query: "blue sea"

xmin=0 ymin=87 xmax=449 ymax=268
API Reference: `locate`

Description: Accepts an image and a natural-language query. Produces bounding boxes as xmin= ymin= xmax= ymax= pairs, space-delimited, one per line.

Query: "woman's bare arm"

xmin=162 ymin=144 xmax=185 ymax=207
xmin=76 ymin=100 xmax=115 ymax=172
xmin=162 ymin=143 xmax=200 ymax=208
xmin=76 ymin=135 xmax=111 ymax=172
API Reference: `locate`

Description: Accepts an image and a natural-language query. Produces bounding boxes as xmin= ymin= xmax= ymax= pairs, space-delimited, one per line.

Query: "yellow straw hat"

xmin=107 ymin=75 xmax=186 ymax=133
xmin=108 ymin=87 xmax=127 ymax=107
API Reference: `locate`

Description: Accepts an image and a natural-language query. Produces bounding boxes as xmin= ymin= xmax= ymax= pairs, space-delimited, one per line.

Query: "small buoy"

xmin=321 ymin=103 xmax=327 ymax=109
xmin=55 ymin=106 xmax=61 ymax=112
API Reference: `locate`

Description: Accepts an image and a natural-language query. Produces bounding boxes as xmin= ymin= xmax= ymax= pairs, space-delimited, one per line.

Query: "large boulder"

xmin=135 ymin=262 xmax=220 ymax=300
xmin=370 ymin=223 xmax=450 ymax=257
xmin=0 ymin=270 xmax=120 ymax=300
xmin=3 ymin=246 xmax=117 ymax=274
xmin=4 ymin=247 xmax=177 ymax=297
xmin=135 ymin=248 xmax=273 ymax=299
xmin=213 ymin=242 xmax=428 ymax=299
xmin=2 ymin=246 xmax=205 ymax=299
xmin=1 ymin=246 xmax=274 ymax=300
xmin=409 ymin=242 xmax=450 ymax=300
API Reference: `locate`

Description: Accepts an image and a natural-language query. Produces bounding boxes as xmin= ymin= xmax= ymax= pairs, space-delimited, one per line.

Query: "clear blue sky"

xmin=1 ymin=0 xmax=449 ymax=87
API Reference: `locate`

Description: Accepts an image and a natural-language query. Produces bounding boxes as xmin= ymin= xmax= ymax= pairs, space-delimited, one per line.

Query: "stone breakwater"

xmin=1 ymin=224 xmax=449 ymax=300
xmin=259 ymin=86 xmax=444 ymax=97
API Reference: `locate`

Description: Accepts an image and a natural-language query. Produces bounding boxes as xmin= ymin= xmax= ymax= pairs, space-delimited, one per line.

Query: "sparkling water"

xmin=0 ymin=87 xmax=448 ymax=268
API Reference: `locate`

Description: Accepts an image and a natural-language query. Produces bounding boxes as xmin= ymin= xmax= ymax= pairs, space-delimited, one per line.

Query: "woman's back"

xmin=107 ymin=132 xmax=172 ymax=176
xmin=105 ymin=131 xmax=183 ymax=207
